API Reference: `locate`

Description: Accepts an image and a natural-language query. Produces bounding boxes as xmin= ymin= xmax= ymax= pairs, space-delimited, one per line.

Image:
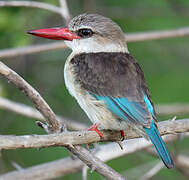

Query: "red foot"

xmin=88 ymin=123 xmax=104 ymax=138
xmin=120 ymin=130 xmax=125 ymax=141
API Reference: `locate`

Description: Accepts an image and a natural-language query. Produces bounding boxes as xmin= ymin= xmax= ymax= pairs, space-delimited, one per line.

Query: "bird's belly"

xmin=64 ymin=60 xmax=127 ymax=130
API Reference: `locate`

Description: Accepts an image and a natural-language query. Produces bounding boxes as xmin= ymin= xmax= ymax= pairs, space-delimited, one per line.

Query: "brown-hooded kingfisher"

xmin=28 ymin=13 xmax=174 ymax=168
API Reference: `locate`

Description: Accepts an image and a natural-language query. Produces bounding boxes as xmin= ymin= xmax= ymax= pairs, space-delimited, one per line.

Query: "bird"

xmin=27 ymin=13 xmax=174 ymax=168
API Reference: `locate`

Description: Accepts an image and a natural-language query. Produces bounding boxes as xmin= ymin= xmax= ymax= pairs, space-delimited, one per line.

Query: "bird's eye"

xmin=78 ymin=29 xmax=93 ymax=38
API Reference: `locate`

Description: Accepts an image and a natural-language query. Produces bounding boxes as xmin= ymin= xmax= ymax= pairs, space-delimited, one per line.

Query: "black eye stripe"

xmin=77 ymin=28 xmax=93 ymax=38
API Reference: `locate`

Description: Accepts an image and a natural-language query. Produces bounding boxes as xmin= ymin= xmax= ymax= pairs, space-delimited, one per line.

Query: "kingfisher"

xmin=28 ymin=13 xmax=174 ymax=168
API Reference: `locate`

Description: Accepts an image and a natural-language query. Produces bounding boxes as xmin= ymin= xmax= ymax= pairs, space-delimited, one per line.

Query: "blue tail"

xmin=144 ymin=121 xmax=174 ymax=168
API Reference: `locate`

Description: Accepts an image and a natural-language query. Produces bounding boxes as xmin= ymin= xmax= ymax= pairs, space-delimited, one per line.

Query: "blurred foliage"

xmin=0 ymin=0 xmax=189 ymax=179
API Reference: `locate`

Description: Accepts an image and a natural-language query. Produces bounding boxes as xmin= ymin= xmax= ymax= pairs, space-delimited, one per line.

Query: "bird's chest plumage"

xmin=64 ymin=53 xmax=127 ymax=130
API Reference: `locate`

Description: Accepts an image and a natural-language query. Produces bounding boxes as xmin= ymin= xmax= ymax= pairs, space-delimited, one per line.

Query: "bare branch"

xmin=82 ymin=165 xmax=88 ymax=180
xmin=0 ymin=119 xmax=188 ymax=150
xmin=126 ymin=27 xmax=189 ymax=42
xmin=175 ymin=154 xmax=189 ymax=178
xmin=1 ymin=26 xmax=189 ymax=58
xmin=0 ymin=42 xmax=67 ymax=58
xmin=59 ymin=0 xmax=71 ymax=24
xmin=0 ymin=96 xmax=188 ymax=128
xmin=0 ymin=61 xmax=62 ymax=132
xmin=144 ymin=146 xmax=189 ymax=178
xmin=0 ymin=0 xmax=71 ymax=24
xmin=156 ymin=103 xmax=189 ymax=115
xmin=95 ymin=134 xmax=182 ymax=163
xmin=139 ymin=161 xmax=164 ymax=180
xmin=0 ymin=156 xmax=84 ymax=180
xmin=0 ymin=61 xmax=125 ymax=179
xmin=0 ymin=97 xmax=87 ymax=130
xmin=11 ymin=162 xmax=23 ymax=171
xmin=0 ymin=134 xmax=180 ymax=180
xmin=175 ymin=154 xmax=189 ymax=169
xmin=0 ymin=1 xmax=62 ymax=15
xmin=66 ymin=145 xmax=126 ymax=180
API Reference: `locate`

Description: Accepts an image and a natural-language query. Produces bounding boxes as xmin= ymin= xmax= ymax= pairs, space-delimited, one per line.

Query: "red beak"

xmin=27 ymin=27 xmax=80 ymax=41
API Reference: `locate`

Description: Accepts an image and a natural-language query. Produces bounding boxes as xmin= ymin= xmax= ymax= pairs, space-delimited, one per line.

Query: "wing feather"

xmin=71 ymin=52 xmax=155 ymax=126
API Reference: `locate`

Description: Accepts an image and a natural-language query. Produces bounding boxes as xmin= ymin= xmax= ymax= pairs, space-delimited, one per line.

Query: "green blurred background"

xmin=0 ymin=0 xmax=189 ymax=179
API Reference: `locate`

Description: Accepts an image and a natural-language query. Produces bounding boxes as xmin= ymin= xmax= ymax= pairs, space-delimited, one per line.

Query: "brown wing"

xmin=71 ymin=53 xmax=149 ymax=99
xmin=70 ymin=52 xmax=155 ymax=126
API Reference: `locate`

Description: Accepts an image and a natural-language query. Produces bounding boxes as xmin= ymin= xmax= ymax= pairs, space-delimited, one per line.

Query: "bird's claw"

xmin=88 ymin=123 xmax=104 ymax=138
xmin=120 ymin=130 xmax=125 ymax=141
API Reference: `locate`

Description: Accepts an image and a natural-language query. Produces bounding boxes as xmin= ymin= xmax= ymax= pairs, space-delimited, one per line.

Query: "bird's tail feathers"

xmin=144 ymin=121 xmax=174 ymax=169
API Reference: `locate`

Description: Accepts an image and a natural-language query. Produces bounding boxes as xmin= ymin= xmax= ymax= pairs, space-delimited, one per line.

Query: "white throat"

xmin=65 ymin=38 xmax=129 ymax=54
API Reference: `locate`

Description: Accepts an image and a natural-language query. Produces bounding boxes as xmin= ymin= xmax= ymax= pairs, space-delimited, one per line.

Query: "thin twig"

xmin=0 ymin=134 xmax=180 ymax=180
xmin=67 ymin=145 xmax=126 ymax=180
xmin=175 ymin=154 xmax=189 ymax=178
xmin=1 ymin=26 xmax=189 ymax=58
xmin=156 ymin=104 xmax=189 ymax=115
xmin=175 ymin=154 xmax=189 ymax=169
xmin=0 ymin=1 xmax=62 ymax=15
xmin=0 ymin=119 xmax=188 ymax=150
xmin=0 ymin=97 xmax=87 ymax=130
xmin=139 ymin=161 xmax=164 ymax=180
xmin=11 ymin=162 xmax=23 ymax=171
xmin=59 ymin=0 xmax=71 ymax=24
xmin=0 ymin=97 xmax=188 ymax=127
xmin=144 ymin=146 xmax=189 ymax=179
xmin=126 ymin=27 xmax=189 ymax=42
xmin=0 ymin=42 xmax=67 ymax=58
xmin=0 ymin=61 xmax=62 ymax=133
xmin=82 ymin=165 xmax=88 ymax=180
xmin=0 ymin=1 xmax=71 ymax=27
xmin=0 ymin=156 xmax=84 ymax=180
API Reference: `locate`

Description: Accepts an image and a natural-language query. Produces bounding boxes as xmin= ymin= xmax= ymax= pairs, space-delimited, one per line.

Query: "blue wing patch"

xmin=144 ymin=95 xmax=154 ymax=116
xmin=91 ymin=93 xmax=174 ymax=168
xmin=91 ymin=92 xmax=174 ymax=168
xmin=91 ymin=93 xmax=154 ymax=126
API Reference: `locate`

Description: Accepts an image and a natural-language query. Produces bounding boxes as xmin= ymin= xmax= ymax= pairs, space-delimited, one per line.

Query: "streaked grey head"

xmin=66 ymin=14 xmax=128 ymax=53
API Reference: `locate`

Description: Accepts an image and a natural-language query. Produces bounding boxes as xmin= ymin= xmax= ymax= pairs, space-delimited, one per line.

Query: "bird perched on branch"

xmin=28 ymin=13 xmax=174 ymax=168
